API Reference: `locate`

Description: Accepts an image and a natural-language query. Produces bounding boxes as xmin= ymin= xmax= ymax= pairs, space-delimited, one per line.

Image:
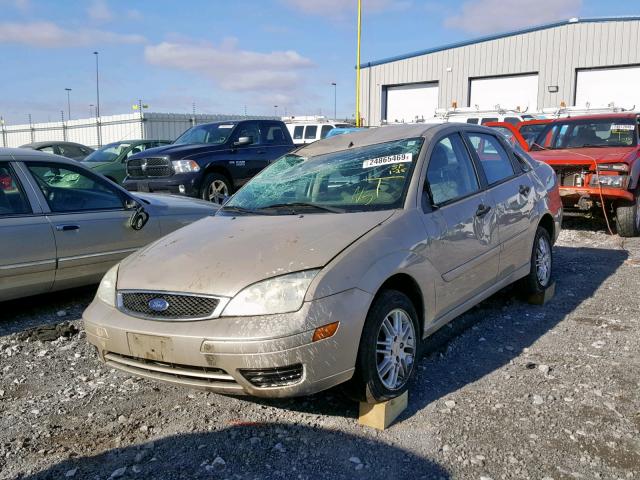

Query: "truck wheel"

xmin=521 ymin=226 xmax=553 ymax=295
xmin=348 ymin=290 xmax=420 ymax=403
xmin=615 ymin=190 xmax=640 ymax=237
xmin=201 ymin=173 xmax=231 ymax=204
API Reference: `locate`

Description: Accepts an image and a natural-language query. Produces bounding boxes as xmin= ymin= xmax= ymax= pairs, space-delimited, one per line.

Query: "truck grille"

xmin=127 ymin=157 xmax=172 ymax=178
xmin=553 ymin=166 xmax=589 ymax=187
xmin=118 ymin=291 xmax=220 ymax=320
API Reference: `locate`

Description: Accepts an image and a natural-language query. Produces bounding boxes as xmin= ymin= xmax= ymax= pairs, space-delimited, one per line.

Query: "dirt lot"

xmin=1 ymin=217 xmax=639 ymax=480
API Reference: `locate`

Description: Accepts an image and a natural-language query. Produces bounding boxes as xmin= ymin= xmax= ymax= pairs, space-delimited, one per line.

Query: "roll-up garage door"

xmin=469 ymin=74 xmax=538 ymax=111
xmin=575 ymin=66 xmax=640 ymax=109
xmin=385 ymin=83 xmax=439 ymax=123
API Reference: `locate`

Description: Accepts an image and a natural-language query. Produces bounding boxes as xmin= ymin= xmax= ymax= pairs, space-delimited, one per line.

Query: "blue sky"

xmin=0 ymin=0 xmax=638 ymax=124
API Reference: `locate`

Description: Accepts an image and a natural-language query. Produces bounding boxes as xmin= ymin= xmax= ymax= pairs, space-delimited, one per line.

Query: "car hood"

xmin=128 ymin=143 xmax=227 ymax=160
xmin=530 ymin=146 xmax=638 ymax=165
xmin=117 ymin=210 xmax=395 ymax=297
xmin=132 ymin=192 xmax=218 ymax=215
xmin=84 ymin=161 xmax=113 ymax=169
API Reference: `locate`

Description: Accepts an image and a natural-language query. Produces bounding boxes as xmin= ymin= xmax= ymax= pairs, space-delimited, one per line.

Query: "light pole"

xmin=274 ymin=105 xmax=278 ymax=117
xmin=331 ymin=82 xmax=337 ymax=120
xmin=89 ymin=104 xmax=94 ymax=118
xmin=132 ymin=100 xmax=149 ymax=139
xmin=64 ymin=88 xmax=72 ymax=121
xmin=93 ymin=51 xmax=102 ymax=146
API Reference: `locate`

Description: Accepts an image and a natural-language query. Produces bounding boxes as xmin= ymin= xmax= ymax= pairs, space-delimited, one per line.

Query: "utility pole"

xmin=28 ymin=113 xmax=34 ymax=143
xmin=93 ymin=51 xmax=102 ymax=146
xmin=0 ymin=117 xmax=6 ymax=148
xmin=64 ymin=88 xmax=72 ymax=121
xmin=331 ymin=82 xmax=337 ymax=120
xmin=61 ymin=110 xmax=67 ymax=141
xmin=355 ymin=0 xmax=362 ymax=126
xmin=132 ymin=100 xmax=148 ymax=139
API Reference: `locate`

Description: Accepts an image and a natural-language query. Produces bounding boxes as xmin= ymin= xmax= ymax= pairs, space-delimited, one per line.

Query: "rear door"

xmin=260 ymin=121 xmax=294 ymax=161
xmin=464 ymin=131 xmax=536 ymax=278
xmin=24 ymin=161 xmax=160 ymax=290
xmin=228 ymin=121 xmax=269 ymax=185
xmin=421 ymin=133 xmax=499 ymax=318
xmin=0 ymin=161 xmax=56 ymax=301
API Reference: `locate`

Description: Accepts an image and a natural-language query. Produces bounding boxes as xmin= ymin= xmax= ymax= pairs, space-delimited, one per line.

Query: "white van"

xmin=286 ymin=121 xmax=354 ymax=145
xmin=435 ymin=107 xmax=535 ymax=126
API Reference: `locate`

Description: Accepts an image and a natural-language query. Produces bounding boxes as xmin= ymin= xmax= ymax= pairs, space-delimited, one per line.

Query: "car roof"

xmin=19 ymin=141 xmax=89 ymax=148
xmin=295 ymin=123 xmax=449 ymax=156
xmin=550 ymin=113 xmax=639 ymax=122
xmin=0 ymin=147 xmax=80 ymax=164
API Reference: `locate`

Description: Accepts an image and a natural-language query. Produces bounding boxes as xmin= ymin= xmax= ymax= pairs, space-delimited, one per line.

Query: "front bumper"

xmin=83 ymin=288 xmax=372 ymax=397
xmin=559 ymin=186 xmax=635 ymax=205
xmin=123 ymin=172 xmax=201 ymax=198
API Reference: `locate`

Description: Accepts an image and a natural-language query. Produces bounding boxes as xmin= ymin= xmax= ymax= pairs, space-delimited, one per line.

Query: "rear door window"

xmin=304 ymin=126 xmax=318 ymax=140
xmin=293 ymin=126 xmax=304 ymax=140
xmin=0 ymin=164 xmax=31 ymax=215
xmin=263 ymin=123 xmax=288 ymax=145
xmin=466 ymin=118 xmax=479 ymax=124
xmin=481 ymin=118 xmax=499 ymax=125
xmin=465 ymin=133 xmax=516 ymax=185
xmin=320 ymin=125 xmax=334 ymax=139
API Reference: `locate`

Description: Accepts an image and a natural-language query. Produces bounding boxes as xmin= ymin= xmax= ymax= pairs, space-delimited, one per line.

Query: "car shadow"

xmin=0 ymin=286 xmax=95 ymax=337
xmin=249 ymin=244 xmax=628 ymax=423
xmin=18 ymin=423 xmax=450 ymax=480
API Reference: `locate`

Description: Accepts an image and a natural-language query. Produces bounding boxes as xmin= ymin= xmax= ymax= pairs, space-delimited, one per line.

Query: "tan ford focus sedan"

xmin=84 ymin=123 xmax=562 ymax=401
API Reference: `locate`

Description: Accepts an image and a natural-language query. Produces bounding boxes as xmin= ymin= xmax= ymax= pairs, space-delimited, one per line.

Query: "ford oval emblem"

xmin=148 ymin=298 xmax=169 ymax=312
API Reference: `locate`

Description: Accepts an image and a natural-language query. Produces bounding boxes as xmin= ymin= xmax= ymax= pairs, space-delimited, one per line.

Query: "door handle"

xmin=475 ymin=204 xmax=492 ymax=217
xmin=256 ymin=149 xmax=267 ymax=154
xmin=56 ymin=224 xmax=80 ymax=232
xmin=519 ymin=185 xmax=531 ymax=196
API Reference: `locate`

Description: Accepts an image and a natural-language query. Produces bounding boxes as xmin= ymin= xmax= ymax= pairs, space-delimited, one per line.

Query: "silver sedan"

xmin=84 ymin=124 xmax=562 ymax=401
xmin=0 ymin=148 xmax=217 ymax=302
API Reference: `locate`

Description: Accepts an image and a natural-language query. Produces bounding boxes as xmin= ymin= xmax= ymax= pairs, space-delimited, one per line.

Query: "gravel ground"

xmin=1 ymin=217 xmax=639 ymax=480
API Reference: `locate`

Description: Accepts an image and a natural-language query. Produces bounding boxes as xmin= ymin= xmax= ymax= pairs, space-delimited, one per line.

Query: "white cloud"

xmin=87 ymin=0 xmax=113 ymax=22
xmin=444 ymin=0 xmax=582 ymax=34
xmin=0 ymin=21 xmax=146 ymax=47
xmin=281 ymin=0 xmax=410 ymax=18
xmin=144 ymin=38 xmax=314 ymax=98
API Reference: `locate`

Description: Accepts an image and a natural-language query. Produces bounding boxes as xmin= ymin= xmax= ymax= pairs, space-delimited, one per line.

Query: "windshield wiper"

xmin=574 ymin=144 xmax=608 ymax=148
xmin=258 ymin=202 xmax=345 ymax=214
xmin=220 ymin=205 xmax=262 ymax=215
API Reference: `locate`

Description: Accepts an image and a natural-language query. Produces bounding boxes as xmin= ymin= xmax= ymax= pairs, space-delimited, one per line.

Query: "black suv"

xmin=123 ymin=120 xmax=295 ymax=203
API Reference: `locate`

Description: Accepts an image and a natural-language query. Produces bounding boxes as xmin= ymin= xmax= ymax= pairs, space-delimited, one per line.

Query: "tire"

xmin=615 ymin=189 xmax=640 ymax=237
xmin=200 ymin=173 xmax=232 ymax=204
xmin=348 ymin=290 xmax=420 ymax=403
xmin=522 ymin=226 xmax=553 ymax=295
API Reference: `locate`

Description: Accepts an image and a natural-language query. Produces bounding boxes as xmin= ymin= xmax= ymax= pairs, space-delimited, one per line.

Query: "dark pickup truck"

xmin=123 ymin=120 xmax=295 ymax=203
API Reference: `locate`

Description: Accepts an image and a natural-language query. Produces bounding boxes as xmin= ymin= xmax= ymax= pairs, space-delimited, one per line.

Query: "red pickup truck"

xmin=488 ymin=114 xmax=640 ymax=237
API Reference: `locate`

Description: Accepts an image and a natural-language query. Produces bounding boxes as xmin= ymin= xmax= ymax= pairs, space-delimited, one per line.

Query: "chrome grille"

xmin=127 ymin=157 xmax=172 ymax=178
xmin=119 ymin=291 xmax=219 ymax=320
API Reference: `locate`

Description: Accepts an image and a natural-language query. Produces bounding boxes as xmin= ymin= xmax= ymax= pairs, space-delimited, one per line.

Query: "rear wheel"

xmin=201 ymin=173 xmax=231 ymax=204
xmin=522 ymin=226 xmax=553 ymax=295
xmin=615 ymin=189 xmax=640 ymax=237
xmin=349 ymin=290 xmax=420 ymax=403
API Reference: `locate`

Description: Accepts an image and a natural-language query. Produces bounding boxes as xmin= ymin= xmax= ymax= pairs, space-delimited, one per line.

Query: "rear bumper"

xmin=123 ymin=172 xmax=202 ymax=197
xmin=83 ymin=288 xmax=372 ymax=397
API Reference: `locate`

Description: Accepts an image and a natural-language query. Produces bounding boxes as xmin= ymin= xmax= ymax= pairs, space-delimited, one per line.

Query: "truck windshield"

xmin=222 ymin=138 xmax=424 ymax=214
xmin=174 ymin=123 xmax=236 ymax=145
xmin=534 ymin=118 xmax=638 ymax=149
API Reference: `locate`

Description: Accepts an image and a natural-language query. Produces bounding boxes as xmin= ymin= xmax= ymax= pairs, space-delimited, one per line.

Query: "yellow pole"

xmin=355 ymin=0 xmax=362 ymax=127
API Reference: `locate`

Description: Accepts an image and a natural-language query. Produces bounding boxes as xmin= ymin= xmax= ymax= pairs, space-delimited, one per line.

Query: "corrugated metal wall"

xmin=1 ymin=113 xmax=277 ymax=148
xmin=360 ymin=19 xmax=640 ymax=125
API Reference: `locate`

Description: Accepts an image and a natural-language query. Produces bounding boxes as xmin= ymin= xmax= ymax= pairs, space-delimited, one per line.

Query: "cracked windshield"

xmin=224 ymin=138 xmax=424 ymax=214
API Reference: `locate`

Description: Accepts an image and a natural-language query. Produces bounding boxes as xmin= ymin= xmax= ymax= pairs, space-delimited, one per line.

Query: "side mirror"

xmin=129 ymin=205 xmax=150 ymax=231
xmin=233 ymin=136 xmax=253 ymax=147
xmin=124 ymin=198 xmax=139 ymax=210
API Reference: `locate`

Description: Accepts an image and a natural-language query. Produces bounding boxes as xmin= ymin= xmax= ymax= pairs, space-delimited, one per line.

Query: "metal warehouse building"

xmin=359 ymin=17 xmax=640 ymax=125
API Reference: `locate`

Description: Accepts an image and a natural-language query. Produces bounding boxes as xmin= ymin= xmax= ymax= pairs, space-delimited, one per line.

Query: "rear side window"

xmin=426 ymin=134 xmax=480 ymax=206
xmin=263 ymin=124 xmax=288 ymax=145
xmin=481 ymin=117 xmax=499 ymax=125
xmin=466 ymin=118 xmax=479 ymax=124
xmin=466 ymin=133 xmax=515 ymax=184
xmin=293 ymin=126 xmax=304 ymax=139
xmin=0 ymin=164 xmax=31 ymax=215
xmin=304 ymin=126 xmax=318 ymax=140
xmin=503 ymin=117 xmax=520 ymax=125
xmin=320 ymin=125 xmax=334 ymax=139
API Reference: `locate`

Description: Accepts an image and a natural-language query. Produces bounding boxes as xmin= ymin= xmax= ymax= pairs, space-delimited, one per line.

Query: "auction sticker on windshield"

xmin=363 ymin=153 xmax=413 ymax=168
xmin=610 ymin=124 xmax=635 ymax=131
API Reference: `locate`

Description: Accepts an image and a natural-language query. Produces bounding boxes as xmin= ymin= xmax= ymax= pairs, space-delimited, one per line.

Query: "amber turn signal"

xmin=312 ymin=322 xmax=339 ymax=342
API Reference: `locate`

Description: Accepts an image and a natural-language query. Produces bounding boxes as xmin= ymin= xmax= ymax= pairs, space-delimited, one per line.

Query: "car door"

xmin=24 ymin=161 xmax=160 ymax=290
xmin=0 ymin=161 xmax=56 ymax=301
xmin=260 ymin=121 xmax=293 ymax=162
xmin=464 ymin=131 xmax=536 ymax=279
xmin=228 ymin=121 xmax=270 ymax=185
xmin=420 ymin=133 xmax=500 ymax=318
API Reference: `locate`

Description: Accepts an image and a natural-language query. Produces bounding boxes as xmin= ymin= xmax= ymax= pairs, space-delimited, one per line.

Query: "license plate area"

xmin=137 ymin=181 xmax=150 ymax=192
xmin=127 ymin=333 xmax=172 ymax=361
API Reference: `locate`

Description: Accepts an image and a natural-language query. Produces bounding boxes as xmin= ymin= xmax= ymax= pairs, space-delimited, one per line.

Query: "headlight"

xmin=589 ymin=174 xmax=628 ymax=188
xmin=222 ymin=270 xmax=320 ymax=317
xmin=96 ymin=264 xmax=118 ymax=307
xmin=172 ymin=160 xmax=200 ymax=173
xmin=597 ymin=163 xmax=629 ymax=172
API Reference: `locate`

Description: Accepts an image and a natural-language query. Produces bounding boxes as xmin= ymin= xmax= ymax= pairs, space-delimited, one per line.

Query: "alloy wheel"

xmin=535 ymin=235 xmax=552 ymax=287
xmin=207 ymin=180 xmax=229 ymax=204
xmin=376 ymin=308 xmax=416 ymax=390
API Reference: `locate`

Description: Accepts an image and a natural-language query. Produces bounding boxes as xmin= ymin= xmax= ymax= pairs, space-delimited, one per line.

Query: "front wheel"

xmin=349 ymin=290 xmax=420 ymax=403
xmin=522 ymin=226 xmax=553 ymax=295
xmin=201 ymin=173 xmax=231 ymax=204
xmin=615 ymin=190 xmax=640 ymax=237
